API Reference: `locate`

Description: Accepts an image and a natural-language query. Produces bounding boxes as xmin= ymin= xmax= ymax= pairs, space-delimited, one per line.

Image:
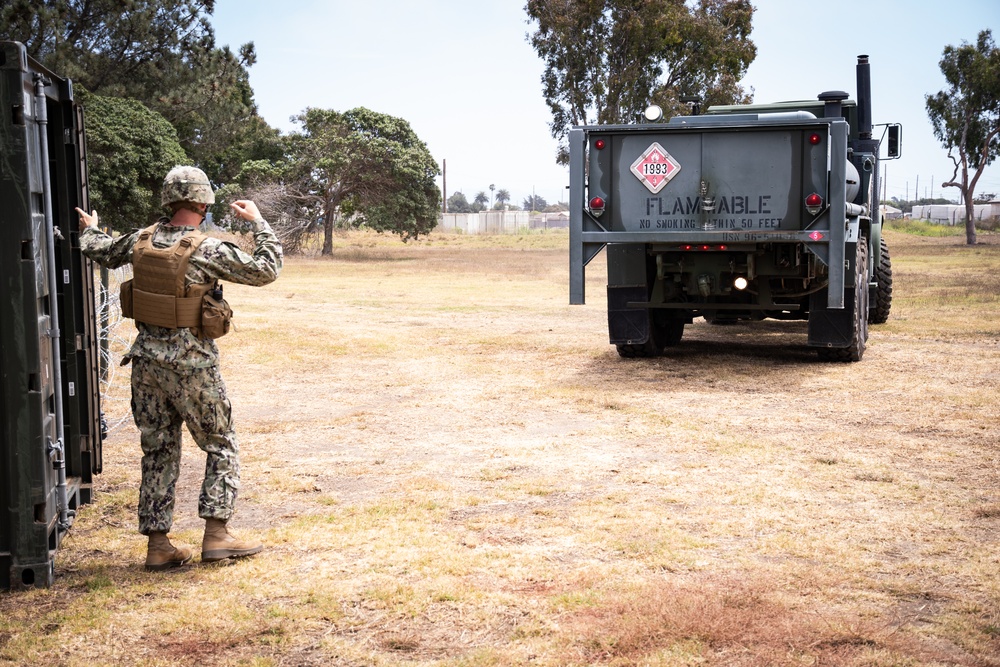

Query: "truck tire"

xmin=616 ymin=342 xmax=654 ymax=358
xmin=653 ymin=311 xmax=685 ymax=347
xmin=818 ymin=238 xmax=869 ymax=362
xmin=615 ymin=311 xmax=683 ymax=357
xmin=869 ymin=236 xmax=892 ymax=324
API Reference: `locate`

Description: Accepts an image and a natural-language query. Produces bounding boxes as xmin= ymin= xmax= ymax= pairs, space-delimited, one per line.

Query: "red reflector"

xmin=809 ymin=133 xmax=822 ymax=145
xmin=805 ymin=193 xmax=823 ymax=207
xmin=679 ymin=244 xmax=731 ymax=251
xmin=809 ymin=231 xmax=825 ymax=241
xmin=589 ymin=196 xmax=605 ymax=209
xmin=595 ymin=139 xmax=606 ymax=150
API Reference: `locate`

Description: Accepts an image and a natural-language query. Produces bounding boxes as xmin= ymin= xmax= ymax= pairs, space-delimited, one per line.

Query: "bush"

xmin=975 ymin=216 xmax=1000 ymax=232
xmin=885 ymin=219 xmax=964 ymax=237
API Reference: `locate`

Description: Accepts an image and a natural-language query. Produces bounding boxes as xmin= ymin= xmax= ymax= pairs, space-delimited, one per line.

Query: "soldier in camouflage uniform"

xmin=76 ymin=166 xmax=282 ymax=571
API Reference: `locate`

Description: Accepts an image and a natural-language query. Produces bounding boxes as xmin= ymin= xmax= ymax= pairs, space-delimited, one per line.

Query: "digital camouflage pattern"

xmin=80 ymin=217 xmax=281 ymax=534
xmin=160 ymin=165 xmax=216 ymax=206
xmin=131 ymin=358 xmax=238 ymax=533
xmin=80 ymin=218 xmax=282 ymax=369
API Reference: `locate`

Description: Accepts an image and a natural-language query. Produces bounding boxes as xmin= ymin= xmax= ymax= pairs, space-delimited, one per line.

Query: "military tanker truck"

xmin=569 ymin=55 xmax=900 ymax=361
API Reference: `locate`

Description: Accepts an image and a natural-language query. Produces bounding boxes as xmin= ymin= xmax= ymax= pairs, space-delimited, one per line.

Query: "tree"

xmin=0 ymin=0 xmax=272 ymax=188
xmin=525 ymin=0 xmax=756 ymax=163
xmin=523 ymin=194 xmax=548 ymax=211
xmin=926 ymin=29 xmax=1000 ymax=245
xmin=472 ymin=191 xmax=489 ymax=212
xmin=154 ymin=42 xmax=277 ymax=185
xmin=212 ymin=158 xmax=320 ymax=254
xmin=77 ymin=89 xmax=188 ymax=233
xmin=283 ymin=107 xmax=441 ymax=254
xmin=447 ymin=192 xmax=473 ymax=213
xmin=0 ymin=0 xmax=216 ymax=96
xmin=494 ymin=189 xmax=511 ymax=209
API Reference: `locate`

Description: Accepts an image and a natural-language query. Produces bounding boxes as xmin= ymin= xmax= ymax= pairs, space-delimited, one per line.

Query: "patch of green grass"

xmin=886 ymin=219 xmax=965 ymax=237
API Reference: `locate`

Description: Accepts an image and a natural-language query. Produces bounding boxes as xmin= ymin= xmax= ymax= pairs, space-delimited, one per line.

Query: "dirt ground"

xmin=4 ymin=229 xmax=999 ymax=666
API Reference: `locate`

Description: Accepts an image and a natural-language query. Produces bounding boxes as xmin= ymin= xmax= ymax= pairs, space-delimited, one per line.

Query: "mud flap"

xmin=808 ymin=290 xmax=856 ymax=347
xmin=607 ymin=285 xmax=650 ymax=345
xmin=808 ymin=242 xmax=859 ymax=348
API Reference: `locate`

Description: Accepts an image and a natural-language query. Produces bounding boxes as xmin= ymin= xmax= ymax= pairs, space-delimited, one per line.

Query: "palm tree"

xmin=494 ymin=189 xmax=510 ymax=209
xmin=473 ymin=191 xmax=489 ymax=212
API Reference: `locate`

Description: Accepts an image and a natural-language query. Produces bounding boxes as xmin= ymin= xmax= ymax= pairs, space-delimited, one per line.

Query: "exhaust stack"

xmin=856 ymin=54 xmax=873 ymax=140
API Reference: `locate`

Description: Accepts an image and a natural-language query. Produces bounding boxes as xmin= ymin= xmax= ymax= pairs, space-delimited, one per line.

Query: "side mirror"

xmin=887 ymin=124 xmax=901 ymax=159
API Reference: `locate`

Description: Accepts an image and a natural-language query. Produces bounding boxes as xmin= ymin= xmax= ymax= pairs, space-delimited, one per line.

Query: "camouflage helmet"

xmin=160 ymin=165 xmax=216 ymax=207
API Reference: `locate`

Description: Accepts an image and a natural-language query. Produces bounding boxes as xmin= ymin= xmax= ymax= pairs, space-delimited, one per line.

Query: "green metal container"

xmin=1 ymin=41 xmax=103 ymax=590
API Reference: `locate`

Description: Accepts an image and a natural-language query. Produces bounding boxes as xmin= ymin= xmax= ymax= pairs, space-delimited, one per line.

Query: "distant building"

xmin=879 ymin=204 xmax=902 ymax=220
xmin=910 ymin=204 xmax=992 ymax=225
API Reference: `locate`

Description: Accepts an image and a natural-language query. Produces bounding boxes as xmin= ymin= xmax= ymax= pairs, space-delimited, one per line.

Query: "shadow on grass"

xmin=575 ymin=319 xmax=843 ymax=394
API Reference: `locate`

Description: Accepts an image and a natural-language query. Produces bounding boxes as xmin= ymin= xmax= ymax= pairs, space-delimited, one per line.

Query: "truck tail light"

xmin=589 ymin=196 xmax=605 ymax=216
xmin=805 ymin=193 xmax=823 ymax=215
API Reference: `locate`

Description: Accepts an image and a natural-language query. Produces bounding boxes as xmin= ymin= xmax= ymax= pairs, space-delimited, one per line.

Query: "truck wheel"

xmin=616 ymin=324 xmax=661 ymax=357
xmin=869 ymin=236 xmax=893 ymax=324
xmin=818 ymin=238 xmax=869 ymax=362
xmin=615 ymin=310 xmax=682 ymax=357
xmin=653 ymin=310 xmax=685 ymax=347
xmin=616 ymin=343 xmax=652 ymax=358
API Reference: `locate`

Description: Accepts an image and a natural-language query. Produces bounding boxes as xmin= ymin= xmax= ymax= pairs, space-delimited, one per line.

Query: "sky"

xmin=212 ymin=0 xmax=1000 ymax=208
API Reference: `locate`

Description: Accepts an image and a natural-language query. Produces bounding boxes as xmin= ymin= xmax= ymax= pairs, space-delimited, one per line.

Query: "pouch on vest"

xmin=120 ymin=279 xmax=134 ymax=319
xmin=199 ymin=283 xmax=233 ymax=340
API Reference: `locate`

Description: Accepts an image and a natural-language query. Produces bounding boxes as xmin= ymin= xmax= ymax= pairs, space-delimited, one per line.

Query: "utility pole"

xmin=442 ymin=159 xmax=447 ymax=213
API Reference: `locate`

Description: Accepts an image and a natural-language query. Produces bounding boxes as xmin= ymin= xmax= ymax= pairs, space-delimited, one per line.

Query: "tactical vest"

xmin=128 ymin=224 xmax=215 ymax=330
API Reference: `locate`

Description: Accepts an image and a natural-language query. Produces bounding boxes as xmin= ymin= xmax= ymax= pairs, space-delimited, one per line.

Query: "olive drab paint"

xmin=0 ymin=41 xmax=103 ymax=589
xmin=569 ymin=55 xmax=900 ymax=362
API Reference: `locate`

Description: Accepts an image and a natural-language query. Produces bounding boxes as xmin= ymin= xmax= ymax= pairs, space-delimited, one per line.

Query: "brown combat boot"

xmin=201 ymin=518 xmax=263 ymax=563
xmin=145 ymin=532 xmax=194 ymax=571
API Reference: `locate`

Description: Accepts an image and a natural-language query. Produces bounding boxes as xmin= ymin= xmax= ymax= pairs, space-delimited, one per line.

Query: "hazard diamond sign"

xmin=631 ymin=142 xmax=681 ymax=193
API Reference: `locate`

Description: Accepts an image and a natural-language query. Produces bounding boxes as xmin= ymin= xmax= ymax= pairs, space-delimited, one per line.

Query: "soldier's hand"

xmin=230 ymin=200 xmax=262 ymax=221
xmin=75 ymin=207 xmax=98 ymax=231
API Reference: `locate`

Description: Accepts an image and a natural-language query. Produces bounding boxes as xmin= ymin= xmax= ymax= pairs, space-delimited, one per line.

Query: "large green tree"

xmin=0 ymin=0 xmax=274 ymax=186
xmin=77 ymin=90 xmax=188 ymax=232
xmin=0 ymin=0 xmax=215 ymax=97
xmin=281 ymin=107 xmax=441 ymax=254
xmin=525 ymin=0 xmax=756 ymax=163
xmin=926 ymin=29 xmax=1000 ymax=245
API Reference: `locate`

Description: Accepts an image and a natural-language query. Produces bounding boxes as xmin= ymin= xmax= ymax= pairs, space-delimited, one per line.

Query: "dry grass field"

xmin=1 ymin=228 xmax=998 ymax=666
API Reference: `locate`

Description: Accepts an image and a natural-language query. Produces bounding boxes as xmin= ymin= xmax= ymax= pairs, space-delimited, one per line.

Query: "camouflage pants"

xmin=130 ymin=357 xmax=240 ymax=535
